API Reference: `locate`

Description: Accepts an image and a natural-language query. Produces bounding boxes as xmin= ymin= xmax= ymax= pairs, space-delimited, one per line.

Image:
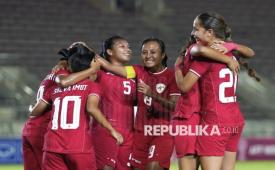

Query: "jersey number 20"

xmin=219 ymin=68 xmax=237 ymax=103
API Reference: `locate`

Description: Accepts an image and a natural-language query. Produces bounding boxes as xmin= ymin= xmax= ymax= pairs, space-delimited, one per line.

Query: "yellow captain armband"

xmin=125 ymin=66 xmax=136 ymax=79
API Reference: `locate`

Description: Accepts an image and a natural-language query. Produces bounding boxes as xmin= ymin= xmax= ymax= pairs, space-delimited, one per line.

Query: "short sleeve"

xmin=189 ymin=57 xmax=212 ymax=77
xmin=88 ymin=82 xmax=102 ymax=99
xmin=169 ymin=70 xmax=181 ymax=96
xmin=41 ymin=87 xmax=53 ymax=105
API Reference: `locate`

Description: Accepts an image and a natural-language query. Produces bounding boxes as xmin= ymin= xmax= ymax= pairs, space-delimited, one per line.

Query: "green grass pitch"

xmin=1 ymin=161 xmax=275 ymax=170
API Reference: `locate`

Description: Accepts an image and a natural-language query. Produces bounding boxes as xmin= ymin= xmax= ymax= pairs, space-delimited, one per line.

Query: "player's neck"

xmin=110 ymin=59 xmax=125 ymax=66
xmin=148 ymin=65 xmax=165 ymax=73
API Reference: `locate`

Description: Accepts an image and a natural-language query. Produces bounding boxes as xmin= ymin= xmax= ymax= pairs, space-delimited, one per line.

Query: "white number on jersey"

xmin=148 ymin=145 xmax=156 ymax=158
xmin=219 ymin=68 xmax=237 ymax=103
xmin=52 ymin=96 xmax=81 ymax=130
xmin=123 ymin=81 xmax=131 ymax=95
xmin=36 ymin=85 xmax=45 ymax=102
xmin=144 ymin=96 xmax=152 ymax=106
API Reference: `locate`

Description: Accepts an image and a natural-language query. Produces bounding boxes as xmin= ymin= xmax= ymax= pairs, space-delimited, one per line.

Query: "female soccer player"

xmin=30 ymin=44 xmax=123 ymax=170
xmin=91 ymin=36 xmax=136 ymax=170
xmin=97 ymin=38 xmax=181 ymax=170
xmin=175 ymin=12 xmax=255 ymax=170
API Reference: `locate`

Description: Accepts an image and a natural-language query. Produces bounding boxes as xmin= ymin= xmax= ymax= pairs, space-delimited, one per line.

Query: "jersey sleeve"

xmin=189 ymin=57 xmax=211 ymax=77
xmin=88 ymin=82 xmax=102 ymax=99
xmin=169 ymin=70 xmax=181 ymax=96
xmin=41 ymin=87 xmax=52 ymax=105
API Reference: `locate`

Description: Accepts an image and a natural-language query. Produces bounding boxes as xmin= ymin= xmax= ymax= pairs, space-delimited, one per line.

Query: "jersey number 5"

xmin=123 ymin=81 xmax=131 ymax=95
xmin=52 ymin=96 xmax=81 ymax=130
xmin=219 ymin=68 xmax=237 ymax=103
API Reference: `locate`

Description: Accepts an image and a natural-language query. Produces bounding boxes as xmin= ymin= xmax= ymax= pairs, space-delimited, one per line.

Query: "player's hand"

xmin=210 ymin=42 xmax=228 ymax=54
xmin=52 ymin=60 xmax=68 ymax=73
xmin=111 ymin=130 xmax=124 ymax=145
xmin=90 ymin=56 xmax=101 ymax=71
xmin=174 ymin=56 xmax=184 ymax=70
xmin=137 ymin=79 xmax=152 ymax=97
xmin=227 ymin=58 xmax=240 ymax=75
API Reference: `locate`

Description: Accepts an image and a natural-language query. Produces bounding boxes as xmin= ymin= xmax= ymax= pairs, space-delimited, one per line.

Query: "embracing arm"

xmin=29 ymin=100 xmax=50 ymax=117
xmin=96 ymin=56 xmax=129 ymax=78
xmin=235 ymin=44 xmax=255 ymax=58
xmin=190 ymin=45 xmax=239 ymax=74
xmin=56 ymin=67 xmax=96 ymax=88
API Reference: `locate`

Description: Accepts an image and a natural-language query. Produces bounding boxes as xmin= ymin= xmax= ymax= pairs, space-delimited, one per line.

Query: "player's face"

xmin=141 ymin=41 xmax=164 ymax=68
xmin=110 ymin=39 xmax=132 ymax=64
xmin=191 ymin=17 xmax=211 ymax=45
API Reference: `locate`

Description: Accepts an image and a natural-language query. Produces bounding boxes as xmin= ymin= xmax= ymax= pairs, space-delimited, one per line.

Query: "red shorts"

xmin=42 ymin=151 xmax=96 ymax=170
xmin=22 ymin=135 xmax=44 ymax=170
xmin=92 ymin=127 xmax=133 ymax=170
xmin=196 ymin=124 xmax=244 ymax=156
xmin=130 ymin=130 xmax=174 ymax=169
xmin=172 ymin=113 xmax=201 ymax=158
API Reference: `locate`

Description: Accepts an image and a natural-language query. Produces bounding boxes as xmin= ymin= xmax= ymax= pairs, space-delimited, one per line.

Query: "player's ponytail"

xmin=239 ymin=59 xmax=261 ymax=82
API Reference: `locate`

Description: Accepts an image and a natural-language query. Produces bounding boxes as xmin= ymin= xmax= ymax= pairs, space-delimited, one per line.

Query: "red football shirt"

xmin=42 ymin=79 xmax=101 ymax=153
xmin=132 ymin=65 xmax=181 ymax=131
xmin=22 ymin=69 xmax=69 ymax=137
xmin=173 ymin=45 xmax=201 ymax=119
xmin=190 ymin=45 xmax=244 ymax=126
xmin=93 ymin=70 xmax=136 ymax=131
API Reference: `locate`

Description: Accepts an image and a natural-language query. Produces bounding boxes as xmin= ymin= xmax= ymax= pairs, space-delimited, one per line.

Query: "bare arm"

xmin=56 ymin=67 xmax=96 ymax=88
xmin=190 ymin=45 xmax=239 ymax=74
xmin=29 ymin=100 xmax=50 ymax=116
xmin=55 ymin=57 xmax=100 ymax=87
xmin=174 ymin=56 xmax=200 ymax=93
xmin=96 ymin=56 xmax=128 ymax=78
xmin=175 ymin=68 xmax=199 ymax=93
xmin=235 ymin=44 xmax=255 ymax=58
xmin=87 ymin=95 xmax=123 ymax=144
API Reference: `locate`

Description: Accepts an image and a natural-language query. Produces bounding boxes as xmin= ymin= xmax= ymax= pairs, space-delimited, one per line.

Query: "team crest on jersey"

xmin=156 ymin=83 xmax=166 ymax=93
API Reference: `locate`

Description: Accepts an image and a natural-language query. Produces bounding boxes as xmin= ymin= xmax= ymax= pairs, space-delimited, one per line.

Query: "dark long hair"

xmin=188 ymin=12 xmax=260 ymax=81
xmin=68 ymin=44 xmax=96 ymax=73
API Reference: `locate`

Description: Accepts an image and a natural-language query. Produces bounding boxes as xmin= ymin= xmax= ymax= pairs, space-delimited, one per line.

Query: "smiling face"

xmin=107 ymin=39 xmax=132 ymax=64
xmin=141 ymin=41 xmax=165 ymax=69
xmin=191 ymin=17 xmax=212 ymax=46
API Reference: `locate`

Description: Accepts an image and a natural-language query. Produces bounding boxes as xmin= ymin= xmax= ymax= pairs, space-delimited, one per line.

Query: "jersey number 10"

xmin=51 ymin=96 xmax=81 ymax=130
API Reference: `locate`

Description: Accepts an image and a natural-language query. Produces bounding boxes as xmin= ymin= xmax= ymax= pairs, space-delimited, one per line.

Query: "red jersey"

xmin=22 ymin=69 xmax=69 ymax=137
xmin=93 ymin=70 xmax=136 ymax=131
xmin=42 ymin=79 xmax=101 ymax=153
xmin=173 ymin=45 xmax=201 ymax=119
xmin=131 ymin=65 xmax=180 ymax=131
xmin=190 ymin=47 xmax=244 ymax=126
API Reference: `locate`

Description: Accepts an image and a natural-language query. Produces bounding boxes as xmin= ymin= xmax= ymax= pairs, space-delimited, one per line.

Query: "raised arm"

xmin=96 ymin=56 xmax=129 ymax=78
xmin=87 ymin=95 xmax=123 ymax=144
xmin=55 ymin=56 xmax=100 ymax=88
xmin=234 ymin=44 xmax=255 ymax=58
xmin=190 ymin=45 xmax=240 ymax=74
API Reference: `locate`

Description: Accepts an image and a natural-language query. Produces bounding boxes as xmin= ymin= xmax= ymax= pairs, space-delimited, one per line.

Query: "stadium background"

xmin=0 ymin=0 xmax=274 ymax=169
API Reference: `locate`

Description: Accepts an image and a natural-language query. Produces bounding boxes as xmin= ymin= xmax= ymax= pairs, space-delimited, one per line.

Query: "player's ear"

xmin=107 ymin=49 xmax=112 ymax=56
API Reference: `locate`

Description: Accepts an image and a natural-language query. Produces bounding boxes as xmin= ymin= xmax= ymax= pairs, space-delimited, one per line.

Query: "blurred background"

xmin=0 ymin=0 xmax=274 ymax=169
